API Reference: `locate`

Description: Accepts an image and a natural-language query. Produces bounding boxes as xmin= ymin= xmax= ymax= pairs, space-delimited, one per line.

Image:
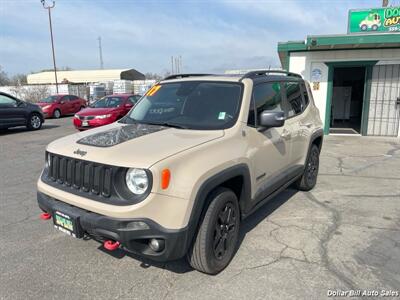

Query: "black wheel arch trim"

xmin=185 ymin=163 xmax=251 ymax=252
xmin=310 ymin=129 xmax=324 ymax=152
xmin=304 ymin=129 xmax=324 ymax=171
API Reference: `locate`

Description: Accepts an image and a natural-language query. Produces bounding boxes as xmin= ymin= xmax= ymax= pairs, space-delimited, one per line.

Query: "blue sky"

xmin=0 ymin=0 xmax=387 ymax=75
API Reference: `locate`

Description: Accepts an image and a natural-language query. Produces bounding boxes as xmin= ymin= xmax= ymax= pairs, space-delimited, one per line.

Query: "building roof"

xmin=278 ymin=33 xmax=400 ymax=70
xmin=27 ymin=69 xmax=145 ymax=84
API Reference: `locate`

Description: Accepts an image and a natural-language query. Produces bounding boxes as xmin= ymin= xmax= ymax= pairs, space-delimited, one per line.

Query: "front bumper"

xmin=37 ymin=192 xmax=190 ymax=262
xmin=73 ymin=117 xmax=114 ymax=130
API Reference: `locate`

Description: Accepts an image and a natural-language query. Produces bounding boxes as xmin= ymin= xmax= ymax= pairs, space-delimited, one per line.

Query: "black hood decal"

xmin=77 ymin=123 xmax=167 ymax=147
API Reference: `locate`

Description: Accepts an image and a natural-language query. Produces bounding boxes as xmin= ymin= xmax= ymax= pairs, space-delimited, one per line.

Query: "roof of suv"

xmin=160 ymin=70 xmax=303 ymax=84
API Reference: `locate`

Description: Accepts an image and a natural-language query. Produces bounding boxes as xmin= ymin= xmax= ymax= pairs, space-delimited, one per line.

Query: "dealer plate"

xmin=53 ymin=210 xmax=82 ymax=238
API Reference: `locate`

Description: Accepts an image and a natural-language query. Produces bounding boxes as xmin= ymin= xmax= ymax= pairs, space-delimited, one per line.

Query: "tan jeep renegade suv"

xmin=37 ymin=70 xmax=323 ymax=274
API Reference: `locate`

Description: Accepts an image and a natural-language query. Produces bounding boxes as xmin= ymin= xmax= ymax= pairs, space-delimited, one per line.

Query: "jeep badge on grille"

xmin=73 ymin=149 xmax=87 ymax=157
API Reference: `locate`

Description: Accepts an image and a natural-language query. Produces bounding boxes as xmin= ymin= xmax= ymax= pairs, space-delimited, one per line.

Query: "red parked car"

xmin=73 ymin=94 xmax=141 ymax=131
xmin=37 ymin=94 xmax=87 ymax=118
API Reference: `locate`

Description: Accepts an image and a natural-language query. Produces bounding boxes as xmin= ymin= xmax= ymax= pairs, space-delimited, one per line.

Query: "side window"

xmin=250 ymin=82 xmax=284 ymax=127
xmin=70 ymin=95 xmax=78 ymax=101
xmin=284 ymin=82 xmax=303 ymax=117
xmin=128 ymin=96 xmax=140 ymax=105
xmin=0 ymin=95 xmax=18 ymax=107
xmin=61 ymin=96 xmax=70 ymax=102
xmin=304 ymin=81 xmax=315 ymax=104
xmin=300 ymin=82 xmax=309 ymax=107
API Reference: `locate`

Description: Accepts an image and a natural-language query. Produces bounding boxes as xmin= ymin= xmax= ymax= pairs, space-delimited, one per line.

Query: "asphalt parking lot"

xmin=0 ymin=117 xmax=399 ymax=299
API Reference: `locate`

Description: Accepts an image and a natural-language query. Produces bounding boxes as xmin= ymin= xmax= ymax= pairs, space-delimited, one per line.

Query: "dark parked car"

xmin=0 ymin=92 xmax=44 ymax=130
xmin=36 ymin=94 xmax=87 ymax=118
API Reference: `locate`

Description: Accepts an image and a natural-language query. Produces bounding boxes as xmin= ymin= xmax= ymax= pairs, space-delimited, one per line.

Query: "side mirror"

xmin=16 ymin=100 xmax=25 ymax=107
xmin=124 ymin=103 xmax=133 ymax=108
xmin=258 ymin=111 xmax=285 ymax=130
xmin=60 ymin=100 xmax=65 ymax=104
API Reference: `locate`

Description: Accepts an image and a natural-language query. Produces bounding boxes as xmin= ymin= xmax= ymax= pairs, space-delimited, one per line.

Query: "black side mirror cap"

xmin=258 ymin=110 xmax=285 ymax=130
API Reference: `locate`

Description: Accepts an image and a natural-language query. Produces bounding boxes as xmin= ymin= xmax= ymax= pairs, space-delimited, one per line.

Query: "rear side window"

xmin=300 ymin=82 xmax=309 ymax=107
xmin=248 ymin=82 xmax=283 ymax=127
xmin=284 ymin=82 xmax=303 ymax=118
xmin=128 ymin=95 xmax=141 ymax=105
xmin=69 ymin=95 xmax=78 ymax=101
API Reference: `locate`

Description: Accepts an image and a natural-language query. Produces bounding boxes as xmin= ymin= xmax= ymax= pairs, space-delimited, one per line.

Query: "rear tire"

xmin=53 ymin=109 xmax=61 ymax=119
xmin=27 ymin=113 xmax=43 ymax=130
xmin=187 ymin=187 xmax=240 ymax=274
xmin=295 ymin=144 xmax=320 ymax=191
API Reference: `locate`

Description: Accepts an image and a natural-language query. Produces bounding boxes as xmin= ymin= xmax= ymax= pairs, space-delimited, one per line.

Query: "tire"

xmin=360 ymin=24 xmax=368 ymax=31
xmin=295 ymin=144 xmax=320 ymax=191
xmin=372 ymin=25 xmax=378 ymax=31
xmin=27 ymin=113 xmax=43 ymax=130
xmin=187 ymin=187 xmax=240 ymax=274
xmin=53 ymin=109 xmax=61 ymax=119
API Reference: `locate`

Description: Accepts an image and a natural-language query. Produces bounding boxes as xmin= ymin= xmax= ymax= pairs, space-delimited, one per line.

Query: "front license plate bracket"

xmin=53 ymin=210 xmax=84 ymax=238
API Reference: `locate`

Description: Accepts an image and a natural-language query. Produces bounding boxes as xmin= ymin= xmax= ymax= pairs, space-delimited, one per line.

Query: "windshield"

xmin=91 ymin=96 xmax=123 ymax=108
xmin=122 ymin=81 xmax=242 ymax=130
xmin=40 ymin=96 xmax=58 ymax=103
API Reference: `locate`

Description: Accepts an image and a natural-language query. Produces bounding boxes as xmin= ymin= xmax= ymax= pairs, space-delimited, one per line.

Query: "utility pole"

xmin=41 ymin=0 xmax=59 ymax=93
xmin=382 ymin=0 xmax=389 ymax=7
xmin=98 ymin=36 xmax=104 ymax=69
xmin=170 ymin=56 xmax=183 ymax=74
xmin=175 ymin=57 xmax=179 ymax=73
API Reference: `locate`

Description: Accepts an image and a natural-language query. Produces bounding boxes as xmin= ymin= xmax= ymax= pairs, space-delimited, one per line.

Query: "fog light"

xmin=149 ymin=238 xmax=165 ymax=252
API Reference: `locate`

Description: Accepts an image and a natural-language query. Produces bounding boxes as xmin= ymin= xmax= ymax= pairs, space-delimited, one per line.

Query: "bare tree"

xmin=9 ymin=85 xmax=50 ymax=103
xmin=0 ymin=65 xmax=10 ymax=86
xmin=9 ymin=74 xmax=27 ymax=86
xmin=145 ymin=72 xmax=163 ymax=81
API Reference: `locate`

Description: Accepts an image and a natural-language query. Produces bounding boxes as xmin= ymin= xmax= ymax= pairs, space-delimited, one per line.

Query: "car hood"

xmin=46 ymin=122 xmax=224 ymax=169
xmin=77 ymin=107 xmax=118 ymax=116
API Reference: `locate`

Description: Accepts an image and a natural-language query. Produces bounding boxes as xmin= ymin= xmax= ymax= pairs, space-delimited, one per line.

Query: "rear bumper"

xmin=37 ymin=192 xmax=189 ymax=262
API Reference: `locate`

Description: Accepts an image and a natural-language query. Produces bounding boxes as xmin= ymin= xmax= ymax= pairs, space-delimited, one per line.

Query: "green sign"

xmin=348 ymin=6 xmax=400 ymax=33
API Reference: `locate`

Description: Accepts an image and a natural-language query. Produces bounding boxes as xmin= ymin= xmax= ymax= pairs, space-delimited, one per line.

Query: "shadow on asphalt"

xmin=0 ymin=124 xmax=61 ymax=136
xmin=95 ymin=188 xmax=298 ymax=274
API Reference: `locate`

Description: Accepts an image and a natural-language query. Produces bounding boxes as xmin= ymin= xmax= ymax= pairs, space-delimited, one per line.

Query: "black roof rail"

xmin=239 ymin=70 xmax=302 ymax=81
xmin=163 ymin=73 xmax=213 ymax=80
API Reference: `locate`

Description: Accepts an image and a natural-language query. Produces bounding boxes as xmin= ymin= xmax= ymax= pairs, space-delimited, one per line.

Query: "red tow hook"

xmin=40 ymin=212 xmax=52 ymax=220
xmin=103 ymin=240 xmax=120 ymax=251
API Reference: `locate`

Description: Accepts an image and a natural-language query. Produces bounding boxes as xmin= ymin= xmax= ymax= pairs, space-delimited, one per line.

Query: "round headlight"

xmin=125 ymin=168 xmax=149 ymax=195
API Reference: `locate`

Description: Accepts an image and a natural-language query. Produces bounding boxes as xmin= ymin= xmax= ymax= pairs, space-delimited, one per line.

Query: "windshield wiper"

xmin=138 ymin=121 xmax=189 ymax=129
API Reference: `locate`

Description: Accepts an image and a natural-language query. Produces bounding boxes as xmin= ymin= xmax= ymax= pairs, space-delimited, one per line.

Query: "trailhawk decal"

xmin=77 ymin=123 xmax=167 ymax=147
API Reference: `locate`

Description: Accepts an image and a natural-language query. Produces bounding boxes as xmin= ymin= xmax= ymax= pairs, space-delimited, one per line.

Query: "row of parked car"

xmin=0 ymin=92 xmax=142 ymax=131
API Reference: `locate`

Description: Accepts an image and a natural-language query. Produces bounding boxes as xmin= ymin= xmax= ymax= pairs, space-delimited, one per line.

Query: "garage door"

xmin=367 ymin=64 xmax=400 ymax=136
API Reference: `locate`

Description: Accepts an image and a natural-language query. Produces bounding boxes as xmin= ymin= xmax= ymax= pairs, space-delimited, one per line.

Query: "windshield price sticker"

xmin=146 ymin=85 xmax=162 ymax=97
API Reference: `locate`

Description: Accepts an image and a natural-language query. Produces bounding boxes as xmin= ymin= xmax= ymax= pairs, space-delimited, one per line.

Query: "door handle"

xmin=300 ymin=122 xmax=313 ymax=128
xmin=280 ymin=129 xmax=291 ymax=140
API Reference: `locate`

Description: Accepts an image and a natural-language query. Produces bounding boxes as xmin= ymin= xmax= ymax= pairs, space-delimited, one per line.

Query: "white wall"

xmin=288 ymin=48 xmax=400 ymax=136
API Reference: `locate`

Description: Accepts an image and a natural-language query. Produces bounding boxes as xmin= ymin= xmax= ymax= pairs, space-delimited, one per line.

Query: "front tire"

xmin=53 ymin=109 xmax=61 ymax=119
xmin=27 ymin=113 xmax=43 ymax=130
xmin=295 ymin=144 xmax=320 ymax=191
xmin=187 ymin=187 xmax=240 ymax=274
